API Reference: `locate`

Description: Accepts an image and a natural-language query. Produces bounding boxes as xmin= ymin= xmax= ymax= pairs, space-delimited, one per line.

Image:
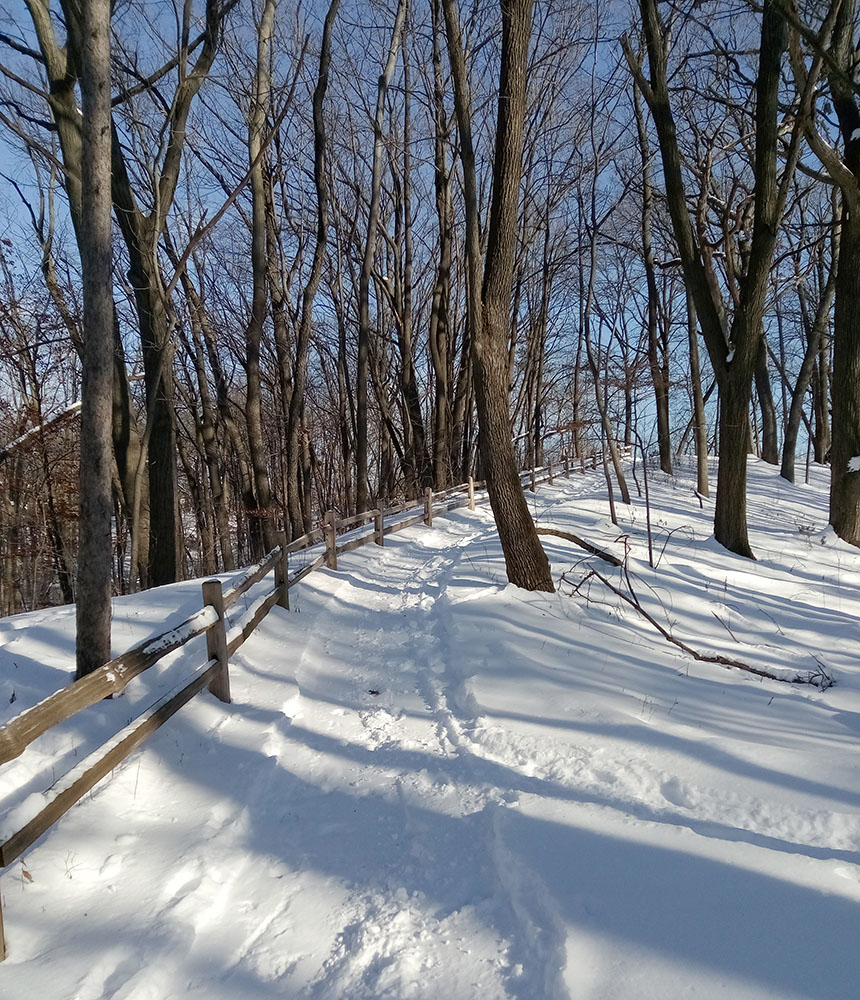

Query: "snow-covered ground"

xmin=1 ymin=460 xmax=858 ymax=999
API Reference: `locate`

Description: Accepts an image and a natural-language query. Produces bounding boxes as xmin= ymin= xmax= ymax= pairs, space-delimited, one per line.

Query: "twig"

xmin=711 ymin=610 xmax=740 ymax=643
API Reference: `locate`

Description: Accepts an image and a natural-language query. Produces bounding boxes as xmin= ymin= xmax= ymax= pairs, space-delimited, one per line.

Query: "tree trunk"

xmin=634 ymin=82 xmax=672 ymax=474
xmin=713 ymin=373 xmax=755 ymax=557
xmin=686 ymin=289 xmax=710 ymax=497
xmin=243 ymin=0 xmax=279 ymax=558
xmin=782 ymin=269 xmax=836 ymax=483
xmin=444 ymin=0 xmax=553 ymax=593
xmin=755 ymin=334 xmax=779 ymax=464
xmin=829 ymin=211 xmax=860 ymax=542
xmin=813 ymin=339 xmax=831 ymax=463
xmin=357 ymin=0 xmax=407 ymax=513
xmin=430 ymin=0 xmax=453 ymax=488
xmin=285 ymin=0 xmax=340 ymax=535
xmin=76 ymin=0 xmax=113 ymax=677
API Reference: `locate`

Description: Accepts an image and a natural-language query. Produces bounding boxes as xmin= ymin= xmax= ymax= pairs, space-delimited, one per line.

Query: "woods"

xmin=0 ymin=0 xmax=857 ymax=655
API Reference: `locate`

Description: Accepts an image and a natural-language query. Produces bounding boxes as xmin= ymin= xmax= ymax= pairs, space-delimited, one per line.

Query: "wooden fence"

xmin=0 ymin=459 xmax=572 ymax=958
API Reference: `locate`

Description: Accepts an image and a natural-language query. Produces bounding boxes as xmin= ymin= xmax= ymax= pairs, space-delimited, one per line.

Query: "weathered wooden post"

xmin=548 ymin=460 xmax=554 ymax=485
xmin=468 ymin=476 xmax=475 ymax=511
xmin=424 ymin=487 xmax=433 ymax=526
xmin=374 ymin=508 xmax=384 ymax=546
xmin=324 ymin=510 xmax=338 ymax=570
xmin=202 ymin=578 xmax=230 ymax=704
xmin=275 ymin=531 xmax=290 ymax=610
xmin=564 ymin=453 xmax=570 ymax=478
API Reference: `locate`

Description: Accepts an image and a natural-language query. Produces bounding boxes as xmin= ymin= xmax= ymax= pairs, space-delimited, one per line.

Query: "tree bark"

xmin=634 ymin=80 xmax=671 ymax=473
xmin=816 ymin=0 xmax=860 ymax=543
xmin=357 ymin=0 xmax=407 ymax=513
xmin=782 ymin=266 xmax=836 ymax=483
xmin=243 ymin=0 xmax=279 ymax=558
xmin=686 ymin=289 xmax=710 ymax=497
xmin=429 ymin=0 xmax=453 ymax=488
xmin=829 ymin=211 xmax=860 ymax=541
xmin=283 ymin=0 xmax=340 ymax=534
xmin=76 ymin=0 xmax=113 ymax=677
xmin=444 ymin=0 xmax=553 ymax=593
xmin=755 ymin=334 xmax=779 ymax=465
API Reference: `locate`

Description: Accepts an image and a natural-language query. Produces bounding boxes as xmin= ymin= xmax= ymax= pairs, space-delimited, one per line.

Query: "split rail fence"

xmin=0 ymin=458 xmax=577 ymax=958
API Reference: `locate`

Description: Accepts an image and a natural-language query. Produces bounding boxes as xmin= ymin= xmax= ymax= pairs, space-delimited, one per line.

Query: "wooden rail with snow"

xmin=0 ymin=458 xmax=572 ymax=958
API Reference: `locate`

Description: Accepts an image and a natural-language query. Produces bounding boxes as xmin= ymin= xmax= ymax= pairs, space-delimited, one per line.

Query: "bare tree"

xmin=788 ymin=0 xmax=860 ymax=543
xmin=443 ymin=0 xmax=553 ymax=592
xmin=625 ymin=0 xmax=810 ymax=557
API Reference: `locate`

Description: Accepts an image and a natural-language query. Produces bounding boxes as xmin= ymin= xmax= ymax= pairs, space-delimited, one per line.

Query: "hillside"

xmin=0 ymin=460 xmax=858 ymax=999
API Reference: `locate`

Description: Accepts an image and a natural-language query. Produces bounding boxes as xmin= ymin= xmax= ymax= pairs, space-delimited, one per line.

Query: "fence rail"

xmin=0 ymin=458 xmax=574 ymax=959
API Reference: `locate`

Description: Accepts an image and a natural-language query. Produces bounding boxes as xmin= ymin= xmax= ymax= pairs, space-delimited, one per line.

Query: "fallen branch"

xmin=537 ymin=527 xmax=623 ymax=566
xmin=561 ymin=568 xmax=833 ymax=689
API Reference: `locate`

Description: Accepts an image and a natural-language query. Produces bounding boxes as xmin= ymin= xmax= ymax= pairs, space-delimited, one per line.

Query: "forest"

xmin=0 ymin=0 xmax=855 ymax=639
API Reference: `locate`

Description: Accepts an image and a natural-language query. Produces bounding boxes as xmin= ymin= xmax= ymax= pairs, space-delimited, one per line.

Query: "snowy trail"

xmin=1 ymin=463 xmax=859 ymax=998
xmin=280 ymin=519 xmax=569 ymax=999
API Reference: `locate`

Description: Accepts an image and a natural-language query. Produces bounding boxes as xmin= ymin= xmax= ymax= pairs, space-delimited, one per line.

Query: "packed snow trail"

xmin=1 ymin=462 xmax=859 ymax=998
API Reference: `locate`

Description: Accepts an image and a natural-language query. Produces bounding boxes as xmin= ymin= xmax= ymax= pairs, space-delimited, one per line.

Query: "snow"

xmin=1 ymin=459 xmax=859 ymax=999
xmin=848 ymin=456 xmax=860 ymax=473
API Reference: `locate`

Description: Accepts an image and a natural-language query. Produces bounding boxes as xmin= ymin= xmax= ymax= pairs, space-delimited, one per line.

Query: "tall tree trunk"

xmin=444 ymin=0 xmax=553 ymax=592
xmin=813 ymin=340 xmax=831 ymax=463
xmin=76 ymin=0 xmax=113 ymax=677
xmin=782 ymin=268 xmax=836 ymax=482
xmin=429 ymin=0 xmax=453 ymax=488
xmin=285 ymin=0 xmax=340 ymax=534
xmin=829 ymin=210 xmax=860 ymax=541
xmin=111 ymin=316 xmax=149 ymax=587
xmin=393 ymin=30 xmax=432 ymax=492
xmin=633 ymin=80 xmax=672 ymax=474
xmin=243 ymin=0 xmax=279 ymax=558
xmin=812 ymin=0 xmax=860 ymax=543
xmin=686 ymin=289 xmax=710 ymax=497
xmin=357 ymin=0 xmax=408 ymax=513
xmin=755 ymin=334 xmax=779 ymax=464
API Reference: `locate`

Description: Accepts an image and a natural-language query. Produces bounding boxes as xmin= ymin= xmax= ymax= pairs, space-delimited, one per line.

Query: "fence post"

xmin=468 ymin=476 xmax=475 ymax=511
xmin=0 ymin=890 xmax=6 ymax=961
xmin=324 ymin=510 xmax=338 ymax=570
xmin=275 ymin=531 xmax=290 ymax=610
xmin=548 ymin=460 xmax=554 ymax=485
xmin=564 ymin=453 xmax=570 ymax=478
xmin=202 ymin=579 xmax=230 ymax=704
xmin=374 ymin=508 xmax=384 ymax=546
xmin=424 ymin=487 xmax=433 ymax=526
